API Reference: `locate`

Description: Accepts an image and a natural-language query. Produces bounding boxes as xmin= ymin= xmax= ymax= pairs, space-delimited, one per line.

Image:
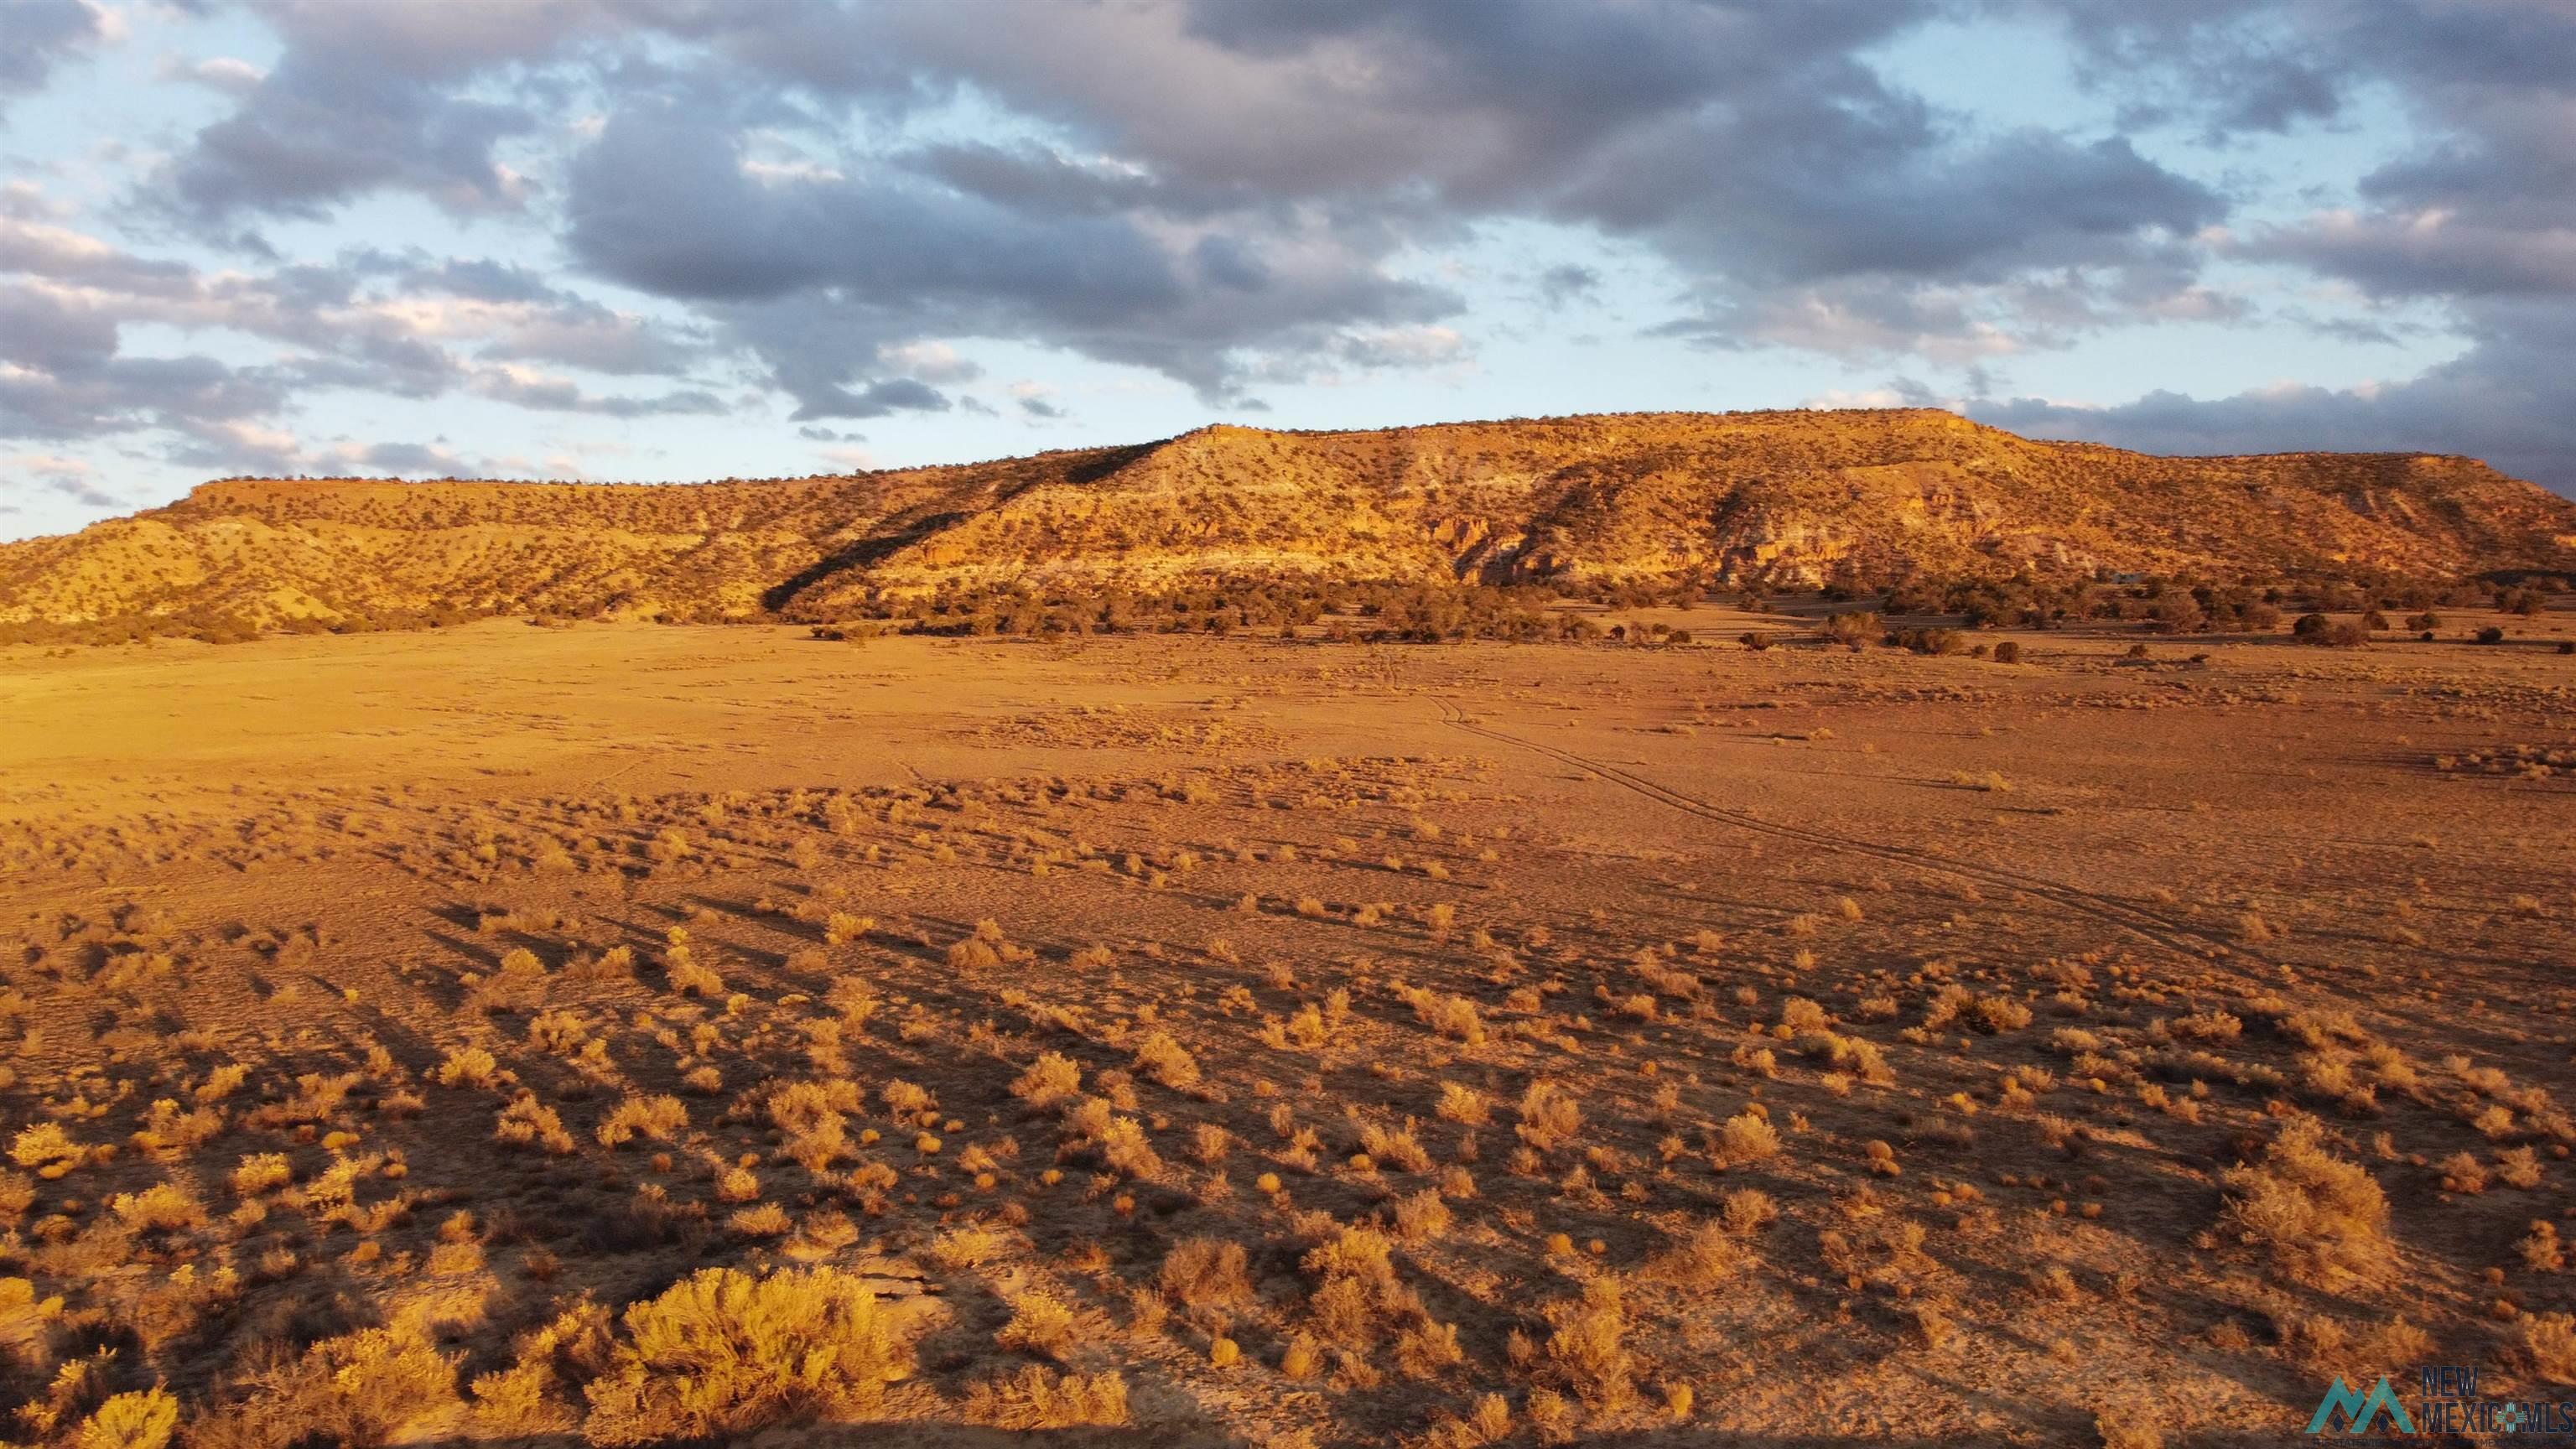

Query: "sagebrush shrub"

xmin=1011 ymin=1052 xmax=1082 ymax=1108
xmin=496 ymin=1096 xmax=575 ymax=1155
xmin=2520 ymin=1312 xmax=2576 ymax=1385
xmin=1516 ymin=1081 xmax=1581 ymax=1150
xmin=595 ymin=1093 xmax=687 ymax=1148
xmin=958 ymin=1366 xmax=1128 ymax=1429
xmin=1716 ymin=1109 xmax=1781 ymax=1166
xmin=193 ymin=1325 xmax=457 ymax=1449
xmin=582 ymin=1266 xmax=913 ymax=1444
xmin=1133 ymin=1031 xmax=1201 ymax=1091
xmin=76 ymin=1387 xmax=179 ymax=1449
xmin=2220 ymin=1114 xmax=2390 ymax=1285
xmin=1161 ymin=1236 xmax=1254 ymax=1311
xmin=997 ymin=1291 xmax=1079 ymax=1360
xmin=12 ymin=1123 xmax=80 ymax=1176
xmin=1542 ymin=1279 xmax=1633 ymax=1412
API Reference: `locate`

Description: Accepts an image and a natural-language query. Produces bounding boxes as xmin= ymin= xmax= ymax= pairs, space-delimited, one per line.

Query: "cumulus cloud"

xmin=0 ymin=0 xmax=108 ymax=108
xmin=1959 ymin=0 xmax=2576 ymax=491
xmin=1976 ymin=296 xmax=2576 ymax=488
xmin=562 ymin=94 xmax=1457 ymax=408
xmin=0 ymin=202 xmax=731 ymax=474
xmin=146 ymin=0 xmax=618 ymax=221
xmin=110 ymin=0 xmax=2236 ymax=413
xmin=163 ymin=419 xmax=480 ymax=479
xmin=1332 ymin=325 xmax=1469 ymax=370
xmin=0 ymin=0 xmax=2568 ymax=510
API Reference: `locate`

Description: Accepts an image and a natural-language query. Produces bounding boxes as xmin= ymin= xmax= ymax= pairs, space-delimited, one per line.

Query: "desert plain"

xmin=2 ymin=596 xmax=2572 ymax=1448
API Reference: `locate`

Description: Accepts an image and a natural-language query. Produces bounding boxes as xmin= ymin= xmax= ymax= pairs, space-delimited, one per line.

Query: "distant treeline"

xmin=3 ymin=567 xmax=2563 ymax=649
xmin=1872 ymin=574 xmax=2561 ymax=633
xmin=860 ymin=580 xmax=1604 ymax=642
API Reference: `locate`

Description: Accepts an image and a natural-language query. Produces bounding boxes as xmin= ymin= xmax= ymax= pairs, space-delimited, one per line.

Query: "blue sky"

xmin=3 ymin=0 xmax=2571 ymax=541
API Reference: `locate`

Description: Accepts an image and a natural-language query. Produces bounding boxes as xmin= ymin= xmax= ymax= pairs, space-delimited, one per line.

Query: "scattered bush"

xmin=1133 ymin=1031 xmax=1202 ymax=1091
xmin=582 ymin=1266 xmax=916 ymax=1444
xmin=1161 ymin=1237 xmax=1254 ymax=1311
xmin=195 ymin=1325 xmax=458 ymax=1449
xmin=1516 ymin=1081 xmax=1582 ymax=1151
xmin=2220 ymin=1114 xmax=2391 ymax=1285
xmin=595 ymin=1094 xmax=688 ymax=1148
xmin=997 ymin=1292 xmax=1080 ymax=1361
xmin=77 ymin=1388 xmax=179 ymax=1449
xmin=958 ymin=1366 xmax=1128 ymax=1428
xmin=1542 ymin=1279 xmax=1633 ymax=1412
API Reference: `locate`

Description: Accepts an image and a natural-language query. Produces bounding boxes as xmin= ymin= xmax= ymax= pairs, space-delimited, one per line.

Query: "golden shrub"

xmin=1516 ymin=1082 xmax=1581 ymax=1151
xmin=76 ymin=1387 xmax=179 ymax=1449
xmin=1161 ymin=1236 xmax=1254 ymax=1311
xmin=581 ymin=1266 xmax=915 ymax=1445
xmin=2220 ymin=1114 xmax=2391 ymax=1285
xmin=958 ymin=1366 xmax=1128 ymax=1429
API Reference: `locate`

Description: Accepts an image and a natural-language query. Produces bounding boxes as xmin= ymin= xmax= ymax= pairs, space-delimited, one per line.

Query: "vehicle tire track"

xmin=1438 ymin=698 xmax=2223 ymax=961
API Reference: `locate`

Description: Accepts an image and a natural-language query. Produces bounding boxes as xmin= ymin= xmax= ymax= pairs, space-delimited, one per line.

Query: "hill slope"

xmin=5 ymin=409 xmax=2572 ymax=632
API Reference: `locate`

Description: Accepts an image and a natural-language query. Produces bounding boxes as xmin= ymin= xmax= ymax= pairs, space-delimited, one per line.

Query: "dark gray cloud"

xmin=168 ymin=70 xmax=538 ymax=221
xmin=565 ymin=94 xmax=1457 ymax=407
xmin=0 ymin=218 xmax=196 ymax=298
xmin=151 ymin=0 xmax=615 ymax=221
xmin=122 ymin=0 xmax=2232 ymax=412
xmin=866 ymin=0 xmax=2226 ymax=360
xmin=471 ymin=368 xmax=727 ymax=417
xmin=785 ymin=377 xmax=948 ymax=422
xmin=0 ymin=348 xmax=288 ymax=444
xmin=2017 ymin=2 xmax=2347 ymax=139
xmin=1535 ymin=264 xmax=1599 ymax=308
xmin=0 ymin=0 xmax=105 ymax=105
xmin=922 ymin=1 xmax=1923 ymax=207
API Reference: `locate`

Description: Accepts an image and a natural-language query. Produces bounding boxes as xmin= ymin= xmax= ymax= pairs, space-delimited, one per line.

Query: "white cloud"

xmin=1333 ymin=324 xmax=1469 ymax=368
xmin=874 ymin=340 xmax=983 ymax=384
xmin=162 ymin=55 xmax=263 ymax=94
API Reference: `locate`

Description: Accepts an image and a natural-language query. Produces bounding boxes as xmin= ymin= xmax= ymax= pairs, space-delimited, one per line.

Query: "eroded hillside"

xmin=5 ymin=410 xmax=2571 ymax=633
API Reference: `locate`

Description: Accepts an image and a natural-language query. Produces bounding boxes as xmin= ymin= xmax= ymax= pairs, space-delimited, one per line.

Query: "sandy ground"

xmin=0 ymin=615 xmax=2569 ymax=1446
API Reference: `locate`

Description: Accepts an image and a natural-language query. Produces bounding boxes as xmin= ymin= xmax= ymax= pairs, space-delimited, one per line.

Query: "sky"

xmin=3 ymin=1 xmax=2573 ymax=542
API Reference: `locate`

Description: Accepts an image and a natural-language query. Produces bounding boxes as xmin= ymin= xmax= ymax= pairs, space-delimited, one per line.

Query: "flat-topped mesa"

xmin=4 ymin=409 xmax=2571 ymax=632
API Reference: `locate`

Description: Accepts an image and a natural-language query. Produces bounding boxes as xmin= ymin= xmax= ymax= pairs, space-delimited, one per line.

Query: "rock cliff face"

xmin=5 ymin=409 xmax=2571 ymax=631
